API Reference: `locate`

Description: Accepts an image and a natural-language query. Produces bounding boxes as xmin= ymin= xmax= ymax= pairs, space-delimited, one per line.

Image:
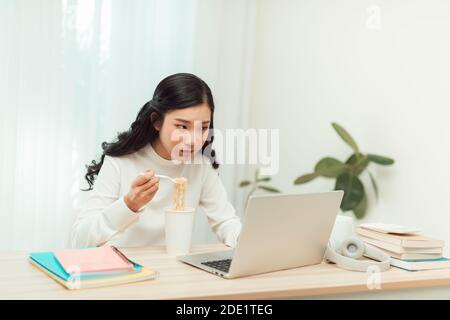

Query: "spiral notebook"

xmin=29 ymin=247 xmax=158 ymax=290
xmin=54 ymin=245 xmax=135 ymax=274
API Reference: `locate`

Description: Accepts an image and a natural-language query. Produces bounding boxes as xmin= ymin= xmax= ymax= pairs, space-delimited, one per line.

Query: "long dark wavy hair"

xmin=82 ymin=73 xmax=219 ymax=191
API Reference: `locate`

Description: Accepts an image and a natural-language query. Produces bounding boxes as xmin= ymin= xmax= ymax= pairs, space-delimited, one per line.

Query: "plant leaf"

xmin=294 ymin=173 xmax=318 ymax=185
xmin=332 ymin=122 xmax=359 ymax=153
xmin=257 ymin=185 xmax=281 ymax=193
xmin=367 ymin=154 xmax=394 ymax=165
xmin=345 ymin=153 xmax=360 ymax=165
xmin=314 ymin=157 xmax=348 ymax=178
xmin=345 ymin=152 xmax=365 ymax=165
xmin=345 ymin=153 xmax=369 ymax=176
xmin=353 ymin=155 xmax=369 ymax=176
xmin=368 ymin=171 xmax=379 ymax=202
xmin=353 ymin=194 xmax=368 ymax=219
xmin=239 ymin=180 xmax=252 ymax=187
xmin=256 ymin=177 xmax=271 ymax=182
xmin=335 ymin=173 xmax=365 ymax=211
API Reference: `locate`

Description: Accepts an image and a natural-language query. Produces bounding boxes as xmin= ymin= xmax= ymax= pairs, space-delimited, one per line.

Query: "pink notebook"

xmin=54 ymin=245 xmax=134 ymax=274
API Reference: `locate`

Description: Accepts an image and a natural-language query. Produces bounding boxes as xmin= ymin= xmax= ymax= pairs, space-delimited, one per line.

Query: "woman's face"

xmin=155 ymin=103 xmax=211 ymax=161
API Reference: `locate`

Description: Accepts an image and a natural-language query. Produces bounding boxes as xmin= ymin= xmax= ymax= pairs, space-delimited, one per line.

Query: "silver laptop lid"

xmin=228 ymin=191 xmax=344 ymax=278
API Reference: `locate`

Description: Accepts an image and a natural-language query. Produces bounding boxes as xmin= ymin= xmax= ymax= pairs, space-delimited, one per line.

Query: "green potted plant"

xmin=293 ymin=122 xmax=394 ymax=219
xmin=239 ymin=168 xmax=281 ymax=205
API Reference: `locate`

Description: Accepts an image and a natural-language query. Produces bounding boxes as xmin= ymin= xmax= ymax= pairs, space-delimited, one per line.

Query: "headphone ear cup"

xmin=340 ymin=237 xmax=365 ymax=259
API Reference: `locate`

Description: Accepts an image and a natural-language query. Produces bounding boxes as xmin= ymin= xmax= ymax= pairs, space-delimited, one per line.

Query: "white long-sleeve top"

xmin=71 ymin=143 xmax=242 ymax=249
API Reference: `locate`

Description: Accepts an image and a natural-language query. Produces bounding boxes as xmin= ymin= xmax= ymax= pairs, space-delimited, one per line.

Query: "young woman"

xmin=71 ymin=73 xmax=242 ymax=248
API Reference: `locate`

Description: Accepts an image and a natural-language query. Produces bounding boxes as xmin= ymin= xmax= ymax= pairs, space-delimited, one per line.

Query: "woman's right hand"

xmin=124 ymin=169 xmax=160 ymax=212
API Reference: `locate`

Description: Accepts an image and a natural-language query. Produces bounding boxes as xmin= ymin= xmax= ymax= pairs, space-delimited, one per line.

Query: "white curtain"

xmin=0 ymin=0 xmax=255 ymax=251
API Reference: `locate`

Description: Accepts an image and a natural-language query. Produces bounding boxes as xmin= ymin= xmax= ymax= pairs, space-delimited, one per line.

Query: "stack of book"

xmin=29 ymin=245 xmax=158 ymax=289
xmin=357 ymin=223 xmax=450 ymax=271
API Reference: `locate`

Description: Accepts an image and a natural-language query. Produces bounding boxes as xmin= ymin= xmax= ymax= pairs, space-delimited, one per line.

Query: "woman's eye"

xmin=202 ymin=127 xmax=209 ymax=131
xmin=176 ymin=125 xmax=187 ymax=129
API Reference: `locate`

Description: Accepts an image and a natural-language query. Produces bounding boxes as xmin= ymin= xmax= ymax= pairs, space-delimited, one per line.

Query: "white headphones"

xmin=325 ymin=236 xmax=391 ymax=272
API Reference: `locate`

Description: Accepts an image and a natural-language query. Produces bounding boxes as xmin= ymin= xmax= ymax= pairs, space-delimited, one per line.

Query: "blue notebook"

xmin=29 ymin=252 xmax=142 ymax=281
xmin=390 ymin=257 xmax=450 ymax=271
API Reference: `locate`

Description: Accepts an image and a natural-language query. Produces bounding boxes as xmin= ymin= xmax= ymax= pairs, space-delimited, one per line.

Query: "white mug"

xmin=329 ymin=214 xmax=355 ymax=250
xmin=164 ymin=207 xmax=195 ymax=256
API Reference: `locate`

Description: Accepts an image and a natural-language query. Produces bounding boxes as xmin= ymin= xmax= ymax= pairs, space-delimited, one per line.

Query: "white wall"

xmin=246 ymin=0 xmax=450 ymax=255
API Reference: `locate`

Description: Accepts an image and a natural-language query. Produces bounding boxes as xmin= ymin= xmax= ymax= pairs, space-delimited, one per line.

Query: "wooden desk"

xmin=1 ymin=244 xmax=450 ymax=299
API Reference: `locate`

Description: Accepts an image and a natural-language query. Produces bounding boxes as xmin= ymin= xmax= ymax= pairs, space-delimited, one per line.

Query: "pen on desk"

xmin=111 ymin=246 xmax=139 ymax=267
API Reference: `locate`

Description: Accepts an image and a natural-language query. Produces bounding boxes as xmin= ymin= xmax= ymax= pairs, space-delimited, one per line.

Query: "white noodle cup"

xmin=164 ymin=207 xmax=195 ymax=256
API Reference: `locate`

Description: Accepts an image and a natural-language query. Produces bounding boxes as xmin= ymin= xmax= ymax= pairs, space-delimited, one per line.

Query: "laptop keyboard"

xmin=201 ymin=259 xmax=232 ymax=273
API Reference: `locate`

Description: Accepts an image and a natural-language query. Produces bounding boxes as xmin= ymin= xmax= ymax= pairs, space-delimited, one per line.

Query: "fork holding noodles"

xmin=135 ymin=172 xmax=187 ymax=211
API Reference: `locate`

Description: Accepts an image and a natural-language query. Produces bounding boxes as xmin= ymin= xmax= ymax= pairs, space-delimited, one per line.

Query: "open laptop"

xmin=177 ymin=190 xmax=344 ymax=279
